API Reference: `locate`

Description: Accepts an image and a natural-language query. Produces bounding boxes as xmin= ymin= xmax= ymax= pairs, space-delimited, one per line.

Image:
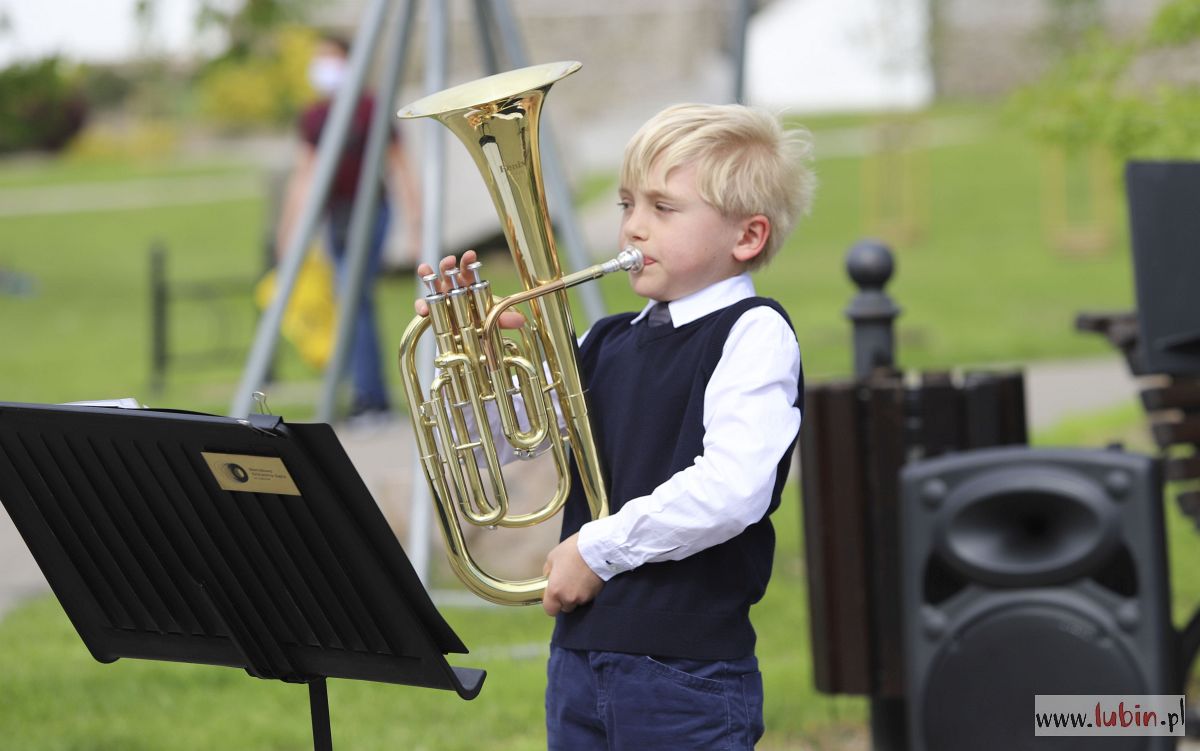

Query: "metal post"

xmin=407 ymin=0 xmax=450 ymax=589
xmin=471 ymin=0 xmax=503 ymax=74
xmin=317 ymin=0 xmax=418 ymax=424
xmin=845 ymin=239 xmax=901 ymax=380
xmin=149 ymin=242 xmax=168 ymax=395
xmin=489 ymin=0 xmax=607 ymax=326
xmin=730 ymin=0 xmax=753 ymax=104
xmin=229 ymin=0 xmax=391 ymax=418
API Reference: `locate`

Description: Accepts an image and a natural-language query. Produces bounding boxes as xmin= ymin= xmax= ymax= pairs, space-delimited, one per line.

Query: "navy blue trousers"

xmin=545 ymin=647 xmax=764 ymax=750
xmin=325 ymin=199 xmax=390 ymax=413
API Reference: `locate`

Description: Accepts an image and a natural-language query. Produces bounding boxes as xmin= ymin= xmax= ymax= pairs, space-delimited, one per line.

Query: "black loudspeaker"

xmin=1126 ymin=161 xmax=1200 ymax=376
xmin=900 ymin=447 xmax=1174 ymax=751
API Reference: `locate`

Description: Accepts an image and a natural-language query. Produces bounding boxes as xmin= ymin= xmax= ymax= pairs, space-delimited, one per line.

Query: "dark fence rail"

xmin=148 ymin=242 xmax=260 ymax=395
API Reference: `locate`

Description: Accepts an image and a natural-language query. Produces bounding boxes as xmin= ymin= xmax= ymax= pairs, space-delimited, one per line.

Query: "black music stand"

xmin=0 ymin=402 xmax=484 ymax=751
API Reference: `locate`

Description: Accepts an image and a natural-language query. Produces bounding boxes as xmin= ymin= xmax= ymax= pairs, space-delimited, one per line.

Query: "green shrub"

xmin=0 ymin=57 xmax=87 ymax=153
xmin=65 ymin=119 xmax=180 ymax=162
xmin=197 ymin=24 xmax=318 ymax=130
xmin=1008 ymin=0 xmax=1200 ymax=159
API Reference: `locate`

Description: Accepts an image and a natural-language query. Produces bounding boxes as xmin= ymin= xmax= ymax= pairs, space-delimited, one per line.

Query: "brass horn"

xmin=396 ymin=61 xmax=642 ymax=605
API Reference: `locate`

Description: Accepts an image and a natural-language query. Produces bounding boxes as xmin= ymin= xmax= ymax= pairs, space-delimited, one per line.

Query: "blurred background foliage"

xmin=195 ymin=0 xmax=313 ymax=63
xmin=0 ymin=57 xmax=87 ymax=153
xmin=1009 ymin=0 xmax=1200 ymax=159
xmin=196 ymin=23 xmax=319 ymax=130
xmin=190 ymin=0 xmax=320 ymax=129
xmin=0 ymin=0 xmax=321 ymax=152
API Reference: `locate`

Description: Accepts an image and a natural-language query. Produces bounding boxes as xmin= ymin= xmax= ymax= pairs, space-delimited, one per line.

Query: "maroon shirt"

xmin=298 ymin=94 xmax=396 ymax=207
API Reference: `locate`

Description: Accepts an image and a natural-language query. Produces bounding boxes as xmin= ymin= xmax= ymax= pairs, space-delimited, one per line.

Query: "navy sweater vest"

xmin=551 ymin=297 xmax=803 ymax=660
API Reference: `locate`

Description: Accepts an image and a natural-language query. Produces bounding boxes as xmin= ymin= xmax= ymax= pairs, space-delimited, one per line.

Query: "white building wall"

xmin=746 ymin=0 xmax=934 ymax=113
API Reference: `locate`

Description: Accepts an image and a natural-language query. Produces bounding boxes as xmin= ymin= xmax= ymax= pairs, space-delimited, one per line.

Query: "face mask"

xmin=308 ymin=56 xmax=347 ymax=95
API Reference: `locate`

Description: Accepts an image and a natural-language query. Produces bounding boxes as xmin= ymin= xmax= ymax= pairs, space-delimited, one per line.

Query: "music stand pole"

xmin=310 ymin=678 xmax=333 ymax=751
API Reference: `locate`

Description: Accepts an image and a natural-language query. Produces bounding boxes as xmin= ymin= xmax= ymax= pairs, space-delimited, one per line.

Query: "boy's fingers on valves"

xmin=414 ymin=250 xmax=479 ymax=290
xmin=413 ymin=249 xmax=526 ymax=329
xmin=413 ymin=250 xmax=479 ymax=315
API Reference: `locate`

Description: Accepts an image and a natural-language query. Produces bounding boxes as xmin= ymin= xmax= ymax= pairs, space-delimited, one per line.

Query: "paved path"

xmin=1023 ymin=355 xmax=1140 ymax=430
xmin=0 ymin=173 xmax=264 ymax=216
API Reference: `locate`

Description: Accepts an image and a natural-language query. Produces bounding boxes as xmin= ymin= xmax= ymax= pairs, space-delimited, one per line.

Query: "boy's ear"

xmin=732 ymin=215 xmax=770 ymax=264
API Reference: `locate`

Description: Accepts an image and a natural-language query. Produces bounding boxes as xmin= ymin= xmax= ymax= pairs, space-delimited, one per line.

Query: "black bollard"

xmin=845 ymin=240 xmax=901 ymax=380
xmin=847 ymin=239 xmax=908 ymax=750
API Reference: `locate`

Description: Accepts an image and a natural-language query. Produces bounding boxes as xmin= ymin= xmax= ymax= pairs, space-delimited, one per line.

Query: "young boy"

xmin=418 ymin=103 xmax=814 ymax=749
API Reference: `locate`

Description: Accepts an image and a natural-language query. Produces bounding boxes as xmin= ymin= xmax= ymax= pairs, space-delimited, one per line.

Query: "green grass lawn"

xmin=0 ymin=103 xmax=1174 ymax=748
xmin=2 ymin=402 xmax=1198 ymax=750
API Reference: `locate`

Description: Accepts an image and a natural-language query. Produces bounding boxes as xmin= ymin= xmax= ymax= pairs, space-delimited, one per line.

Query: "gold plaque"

xmin=201 ymin=452 xmax=301 ymax=496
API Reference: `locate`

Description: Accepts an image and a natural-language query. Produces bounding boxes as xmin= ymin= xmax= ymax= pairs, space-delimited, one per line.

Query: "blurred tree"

xmin=134 ymin=0 xmax=157 ymax=53
xmin=197 ymin=0 xmax=314 ymax=62
xmin=0 ymin=57 xmax=87 ymax=153
xmin=193 ymin=0 xmax=319 ymax=129
xmin=100 ymin=0 xmax=186 ymax=120
xmin=197 ymin=23 xmax=319 ymax=130
xmin=1035 ymin=0 xmax=1104 ymax=57
xmin=1149 ymin=0 xmax=1200 ymax=45
xmin=1009 ymin=0 xmax=1200 ymax=160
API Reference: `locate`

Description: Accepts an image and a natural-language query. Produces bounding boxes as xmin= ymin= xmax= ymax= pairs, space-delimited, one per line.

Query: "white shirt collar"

xmin=629 ymin=273 xmax=756 ymax=328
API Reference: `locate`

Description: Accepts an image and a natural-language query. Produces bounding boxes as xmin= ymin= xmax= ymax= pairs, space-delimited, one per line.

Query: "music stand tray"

xmin=0 ymin=402 xmax=484 ymax=750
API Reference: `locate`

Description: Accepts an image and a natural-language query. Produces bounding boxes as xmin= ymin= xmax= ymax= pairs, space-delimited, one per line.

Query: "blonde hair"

xmin=620 ymin=103 xmax=816 ymax=269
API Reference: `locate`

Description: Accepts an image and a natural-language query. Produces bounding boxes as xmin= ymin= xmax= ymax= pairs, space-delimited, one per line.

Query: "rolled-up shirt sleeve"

xmin=576 ymin=307 xmax=802 ymax=581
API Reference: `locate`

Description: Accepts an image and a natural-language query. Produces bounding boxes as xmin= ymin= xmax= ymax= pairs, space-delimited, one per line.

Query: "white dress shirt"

xmin=575 ymin=273 xmax=802 ymax=581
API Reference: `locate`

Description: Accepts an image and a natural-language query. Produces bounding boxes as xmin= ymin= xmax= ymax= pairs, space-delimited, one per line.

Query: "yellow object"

xmin=255 ymin=251 xmax=337 ymax=370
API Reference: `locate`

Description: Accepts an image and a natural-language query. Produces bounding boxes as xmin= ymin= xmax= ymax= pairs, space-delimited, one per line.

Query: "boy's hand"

xmin=542 ymin=533 xmax=603 ymax=617
xmin=413 ymin=249 xmax=525 ymax=329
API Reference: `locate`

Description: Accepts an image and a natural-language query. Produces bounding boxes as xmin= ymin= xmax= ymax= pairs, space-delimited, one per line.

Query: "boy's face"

xmin=618 ymin=160 xmax=766 ymax=303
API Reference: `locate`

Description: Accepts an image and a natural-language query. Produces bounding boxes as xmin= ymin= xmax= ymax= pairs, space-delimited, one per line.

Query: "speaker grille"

xmin=922 ymin=604 xmax=1147 ymax=751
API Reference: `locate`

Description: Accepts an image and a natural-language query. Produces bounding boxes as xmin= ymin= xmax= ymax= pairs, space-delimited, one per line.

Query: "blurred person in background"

xmin=276 ymin=31 xmax=421 ymax=422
